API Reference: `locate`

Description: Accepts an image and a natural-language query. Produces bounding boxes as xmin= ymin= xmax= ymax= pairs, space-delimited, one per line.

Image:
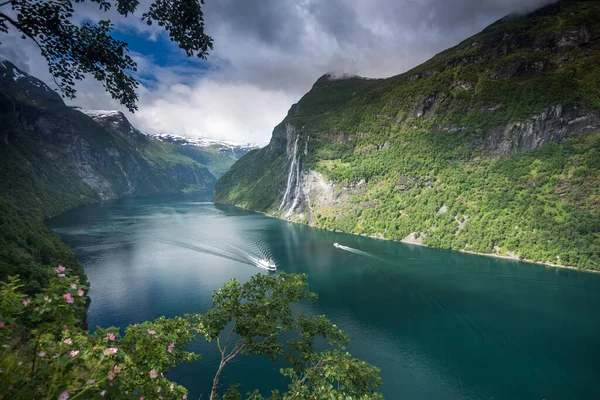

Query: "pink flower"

xmin=107 ymin=332 xmax=115 ymax=341
xmin=22 ymin=299 xmax=31 ymax=306
xmin=147 ymin=329 xmax=156 ymax=335
xmin=103 ymin=347 xmax=118 ymax=356
xmin=140 ymin=397 xmax=144 ymax=400
xmin=107 ymin=370 xmax=116 ymax=380
xmin=63 ymin=325 xmax=68 ymax=330
xmin=38 ymin=351 xmax=46 ymax=357
xmin=57 ymin=265 xmax=66 ymax=273
xmin=58 ymin=391 xmax=70 ymax=400
xmin=8 ymin=385 xmax=13 ymax=390
xmin=168 ymin=342 xmax=175 ymax=353
xmin=183 ymin=395 xmax=187 ymax=399
xmin=58 ymin=274 xmax=66 ymax=278
xmin=44 ymin=296 xmax=52 ymax=302
xmin=100 ymin=391 xmax=106 ymax=397
xmin=149 ymin=369 xmax=158 ymax=379
xmin=64 ymin=338 xmax=72 ymax=345
xmin=77 ymin=289 xmax=84 ymax=297
xmin=0 ymin=321 xmax=4 ymax=328
xmin=114 ymin=365 xmax=121 ymax=373
xmin=70 ymin=350 xmax=79 ymax=357
xmin=63 ymin=293 xmax=74 ymax=304
xmin=71 ymin=283 xmax=77 ymax=289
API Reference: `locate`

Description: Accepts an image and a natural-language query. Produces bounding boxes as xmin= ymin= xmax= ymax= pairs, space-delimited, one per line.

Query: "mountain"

xmin=0 ymin=59 xmax=216 ymax=292
xmin=151 ymin=133 xmax=258 ymax=159
xmin=215 ymin=0 xmax=600 ymax=270
xmin=74 ymin=109 xmax=257 ymax=178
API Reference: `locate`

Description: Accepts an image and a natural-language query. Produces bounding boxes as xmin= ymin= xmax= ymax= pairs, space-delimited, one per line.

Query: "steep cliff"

xmin=215 ymin=0 xmax=600 ymax=270
xmin=0 ymin=59 xmax=216 ymax=292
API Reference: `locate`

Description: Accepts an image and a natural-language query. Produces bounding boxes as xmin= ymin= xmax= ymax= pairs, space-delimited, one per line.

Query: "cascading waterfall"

xmin=279 ymin=134 xmax=300 ymax=210
xmin=285 ymin=136 xmax=310 ymax=217
xmin=285 ymin=155 xmax=302 ymax=217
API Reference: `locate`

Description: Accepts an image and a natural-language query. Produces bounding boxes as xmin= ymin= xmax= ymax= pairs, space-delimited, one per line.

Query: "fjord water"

xmin=47 ymin=194 xmax=600 ymax=399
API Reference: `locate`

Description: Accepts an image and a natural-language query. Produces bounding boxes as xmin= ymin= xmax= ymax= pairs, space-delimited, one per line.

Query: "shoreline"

xmin=214 ymin=201 xmax=599 ymax=275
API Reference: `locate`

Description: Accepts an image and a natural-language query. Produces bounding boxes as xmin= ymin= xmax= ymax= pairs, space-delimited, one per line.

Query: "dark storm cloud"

xmin=204 ymin=0 xmax=306 ymax=49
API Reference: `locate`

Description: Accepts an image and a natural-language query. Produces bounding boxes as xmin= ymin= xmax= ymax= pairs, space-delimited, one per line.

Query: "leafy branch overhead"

xmin=0 ymin=0 xmax=213 ymax=112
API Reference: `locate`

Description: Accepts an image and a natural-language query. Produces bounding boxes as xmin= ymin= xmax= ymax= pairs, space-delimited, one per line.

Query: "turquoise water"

xmin=47 ymin=194 xmax=600 ymax=399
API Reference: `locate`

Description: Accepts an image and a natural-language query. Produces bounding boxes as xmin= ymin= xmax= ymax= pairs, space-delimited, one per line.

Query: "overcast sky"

xmin=0 ymin=0 xmax=556 ymax=144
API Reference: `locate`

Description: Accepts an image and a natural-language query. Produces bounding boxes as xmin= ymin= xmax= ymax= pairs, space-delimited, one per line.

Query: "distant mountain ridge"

xmin=215 ymin=0 xmax=600 ymax=270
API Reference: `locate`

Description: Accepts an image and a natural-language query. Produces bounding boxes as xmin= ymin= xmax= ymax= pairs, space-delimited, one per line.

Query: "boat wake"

xmin=333 ymin=243 xmax=385 ymax=262
xmin=158 ymin=232 xmax=277 ymax=272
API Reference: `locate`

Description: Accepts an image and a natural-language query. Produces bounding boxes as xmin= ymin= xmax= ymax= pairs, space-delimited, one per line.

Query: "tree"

xmin=196 ymin=273 xmax=383 ymax=400
xmin=0 ymin=266 xmax=384 ymax=399
xmin=0 ymin=0 xmax=213 ymax=112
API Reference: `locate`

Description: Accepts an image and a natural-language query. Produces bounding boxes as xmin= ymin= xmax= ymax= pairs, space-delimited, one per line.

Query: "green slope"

xmin=215 ymin=0 xmax=600 ymax=270
xmin=0 ymin=60 xmax=217 ymax=293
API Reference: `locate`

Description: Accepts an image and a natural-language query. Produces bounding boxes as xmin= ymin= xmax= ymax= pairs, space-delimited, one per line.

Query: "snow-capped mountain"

xmin=152 ymin=133 xmax=258 ymax=157
xmin=77 ymin=109 xmax=259 ymax=158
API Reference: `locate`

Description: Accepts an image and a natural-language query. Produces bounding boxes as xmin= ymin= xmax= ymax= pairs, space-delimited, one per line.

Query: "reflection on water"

xmin=48 ymin=194 xmax=600 ymax=399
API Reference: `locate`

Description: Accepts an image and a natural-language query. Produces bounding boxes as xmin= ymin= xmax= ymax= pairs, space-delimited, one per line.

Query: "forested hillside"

xmin=215 ymin=0 xmax=600 ymax=270
xmin=0 ymin=59 xmax=216 ymax=293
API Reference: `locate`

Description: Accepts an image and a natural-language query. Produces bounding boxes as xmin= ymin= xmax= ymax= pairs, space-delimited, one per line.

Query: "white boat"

xmin=257 ymin=258 xmax=277 ymax=271
xmin=333 ymin=243 xmax=341 ymax=248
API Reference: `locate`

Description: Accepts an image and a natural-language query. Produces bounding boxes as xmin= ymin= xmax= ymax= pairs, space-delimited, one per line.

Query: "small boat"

xmin=333 ymin=243 xmax=341 ymax=248
xmin=257 ymin=258 xmax=277 ymax=271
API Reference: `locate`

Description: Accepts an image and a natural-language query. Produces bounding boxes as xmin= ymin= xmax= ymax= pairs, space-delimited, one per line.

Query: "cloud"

xmin=0 ymin=0 xmax=558 ymax=144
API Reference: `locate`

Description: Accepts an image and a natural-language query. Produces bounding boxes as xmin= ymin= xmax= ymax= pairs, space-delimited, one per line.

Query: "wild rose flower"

xmin=70 ymin=350 xmax=79 ymax=357
xmin=107 ymin=332 xmax=115 ymax=341
xmin=22 ymin=299 xmax=31 ymax=306
xmin=63 ymin=325 xmax=68 ymax=330
xmin=58 ymin=274 xmax=66 ymax=278
xmin=114 ymin=365 xmax=121 ymax=373
xmin=140 ymin=397 xmax=144 ymax=400
xmin=71 ymin=283 xmax=77 ymax=289
xmin=147 ymin=329 xmax=156 ymax=335
xmin=183 ymin=395 xmax=187 ymax=399
xmin=107 ymin=370 xmax=116 ymax=381
xmin=100 ymin=391 xmax=106 ymax=397
xmin=149 ymin=369 xmax=158 ymax=379
xmin=0 ymin=321 xmax=4 ymax=328
xmin=63 ymin=293 xmax=74 ymax=304
xmin=168 ymin=342 xmax=175 ymax=353
xmin=38 ymin=351 xmax=46 ymax=357
xmin=77 ymin=289 xmax=84 ymax=297
xmin=64 ymin=338 xmax=72 ymax=345
xmin=58 ymin=391 xmax=69 ymax=400
xmin=57 ymin=265 xmax=66 ymax=273
xmin=103 ymin=347 xmax=118 ymax=356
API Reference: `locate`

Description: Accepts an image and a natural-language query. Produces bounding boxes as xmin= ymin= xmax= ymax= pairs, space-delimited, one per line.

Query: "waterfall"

xmin=285 ymin=155 xmax=302 ymax=217
xmin=279 ymin=135 xmax=300 ymax=210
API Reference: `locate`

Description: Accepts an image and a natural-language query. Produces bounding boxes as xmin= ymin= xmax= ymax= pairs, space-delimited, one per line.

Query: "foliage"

xmin=0 ymin=269 xmax=383 ymax=399
xmin=215 ymin=0 xmax=600 ymax=270
xmin=0 ymin=0 xmax=213 ymax=111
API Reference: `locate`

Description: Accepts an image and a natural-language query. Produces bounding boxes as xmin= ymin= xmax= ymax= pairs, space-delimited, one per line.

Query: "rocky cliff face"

xmin=0 ymin=59 xmax=216 ymax=204
xmin=215 ymin=0 xmax=600 ymax=270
